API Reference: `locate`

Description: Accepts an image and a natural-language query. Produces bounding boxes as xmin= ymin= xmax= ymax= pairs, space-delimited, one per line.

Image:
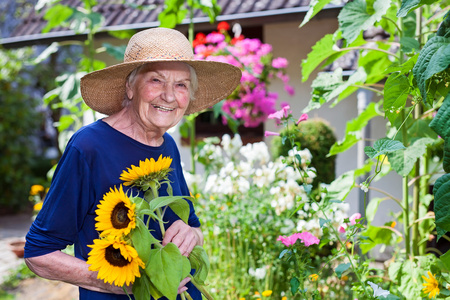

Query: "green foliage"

xmin=0 ymin=262 xmax=36 ymax=290
xmin=272 ymin=119 xmax=337 ymax=184
xmin=0 ymin=48 xmax=45 ymax=211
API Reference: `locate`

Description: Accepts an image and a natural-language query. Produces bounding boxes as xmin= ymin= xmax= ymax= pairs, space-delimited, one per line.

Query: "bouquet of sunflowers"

xmin=86 ymin=155 xmax=211 ymax=300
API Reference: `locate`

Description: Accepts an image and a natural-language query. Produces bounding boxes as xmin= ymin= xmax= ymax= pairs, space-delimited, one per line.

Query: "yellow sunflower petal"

xmin=87 ymin=237 xmax=144 ymax=287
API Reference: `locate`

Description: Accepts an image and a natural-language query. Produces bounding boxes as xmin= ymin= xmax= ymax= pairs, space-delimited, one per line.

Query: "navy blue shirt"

xmin=25 ymin=119 xmax=201 ymax=300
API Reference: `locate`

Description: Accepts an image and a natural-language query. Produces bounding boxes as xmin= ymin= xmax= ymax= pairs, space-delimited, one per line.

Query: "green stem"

xmin=319 ymin=207 xmax=370 ymax=298
xmin=156 ymin=208 xmax=166 ymax=237
xmin=189 ymin=118 xmax=196 ymax=173
xmin=412 ymin=103 xmax=421 ymax=256
xmin=188 ymin=275 xmax=214 ymax=300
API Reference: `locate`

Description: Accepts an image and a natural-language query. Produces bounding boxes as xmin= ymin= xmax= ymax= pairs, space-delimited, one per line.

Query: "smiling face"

xmin=125 ymin=62 xmax=192 ymax=134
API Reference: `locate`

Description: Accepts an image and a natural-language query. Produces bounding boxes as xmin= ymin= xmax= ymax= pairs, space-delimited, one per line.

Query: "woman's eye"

xmin=177 ymin=83 xmax=187 ymax=88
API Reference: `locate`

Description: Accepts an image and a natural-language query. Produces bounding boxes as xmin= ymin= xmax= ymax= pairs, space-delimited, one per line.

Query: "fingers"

xmin=163 ymin=220 xmax=198 ymax=256
xmin=177 ymin=277 xmax=191 ymax=294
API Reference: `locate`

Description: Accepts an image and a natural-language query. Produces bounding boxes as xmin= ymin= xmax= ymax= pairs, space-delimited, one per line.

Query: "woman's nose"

xmin=161 ymin=84 xmax=176 ymax=102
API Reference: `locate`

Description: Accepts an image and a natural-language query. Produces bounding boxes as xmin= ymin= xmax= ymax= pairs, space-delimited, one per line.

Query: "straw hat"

xmin=80 ymin=27 xmax=242 ymax=115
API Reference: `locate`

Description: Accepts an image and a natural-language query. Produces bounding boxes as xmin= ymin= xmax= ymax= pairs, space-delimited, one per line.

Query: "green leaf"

xmin=430 ymin=94 xmax=450 ymax=172
xmin=308 ymin=67 xmax=367 ymax=111
xmin=385 ymin=54 xmax=418 ymax=75
xmin=42 ymin=4 xmax=73 ymax=33
xmin=329 ymin=102 xmax=380 ymax=156
xmin=300 ymin=0 xmax=334 ymax=28
xmin=168 ymin=199 xmax=190 ymax=224
xmin=387 ymin=137 xmax=434 ymax=177
xmin=383 ymin=72 xmax=410 ymax=124
xmin=133 ymin=273 xmax=162 ymax=300
xmin=338 ymin=0 xmax=391 ymax=43
xmin=290 ymin=277 xmax=300 ymax=295
xmin=181 ymin=255 xmax=191 ymax=279
xmin=397 ymin=0 xmax=441 ymax=18
xmin=108 ymin=29 xmax=136 ymax=40
xmin=433 ymin=173 xmax=450 ymax=240
xmin=189 ymin=245 xmax=210 ymax=285
xmin=360 ymin=225 xmax=398 ymax=254
xmin=413 ymin=35 xmax=450 ymax=104
xmin=364 ymin=138 xmax=406 ymax=159
xmin=158 ymin=0 xmax=188 ymax=29
xmin=130 ymin=218 xmax=160 ymax=263
xmin=359 ymin=43 xmax=392 ymax=84
xmin=147 ymin=243 xmax=184 ymax=300
xmin=324 ymin=171 xmax=355 ymax=202
xmin=102 ymin=43 xmax=127 ymax=61
xmin=400 ymin=36 xmax=420 ymax=53
xmin=149 ymin=196 xmax=188 ymax=211
xmin=365 ymin=197 xmax=384 ymax=223
xmin=33 ymin=42 xmax=59 ymax=64
xmin=430 ymin=94 xmax=450 ymax=139
xmin=301 ymin=32 xmax=340 ymax=82
xmin=335 ymin=263 xmax=351 ymax=278
xmin=440 ymin=249 xmax=450 ymax=271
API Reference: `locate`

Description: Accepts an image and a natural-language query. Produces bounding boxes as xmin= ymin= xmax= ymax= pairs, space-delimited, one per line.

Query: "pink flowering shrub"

xmin=277 ymin=232 xmax=320 ymax=247
xmin=193 ymin=22 xmax=295 ymax=128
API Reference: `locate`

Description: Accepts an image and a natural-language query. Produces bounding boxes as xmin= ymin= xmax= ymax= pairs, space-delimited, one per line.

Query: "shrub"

xmin=271 ymin=118 xmax=337 ymax=185
xmin=0 ymin=48 xmax=45 ymax=212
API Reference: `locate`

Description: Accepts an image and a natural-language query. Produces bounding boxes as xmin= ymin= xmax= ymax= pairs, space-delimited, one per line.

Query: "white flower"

xmin=367 ymin=281 xmax=390 ymax=298
xmin=361 ymin=182 xmax=369 ymax=193
xmin=249 ymin=267 xmax=266 ymax=279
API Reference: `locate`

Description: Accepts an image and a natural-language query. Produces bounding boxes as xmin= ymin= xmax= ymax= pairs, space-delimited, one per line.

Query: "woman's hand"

xmin=162 ymin=220 xmax=203 ymax=257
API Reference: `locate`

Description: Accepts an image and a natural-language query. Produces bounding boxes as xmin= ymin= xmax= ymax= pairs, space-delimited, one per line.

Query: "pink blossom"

xmin=339 ymin=213 xmax=362 ymax=233
xmin=205 ymin=32 xmax=225 ymax=44
xmin=272 ymin=57 xmax=288 ymax=69
xmin=277 ymin=234 xmax=298 ymax=247
xmin=349 ymin=213 xmax=362 ymax=225
xmin=338 ymin=224 xmax=347 ymax=233
xmin=268 ymin=104 xmax=291 ymax=120
xmin=277 ymin=232 xmax=320 ymax=247
xmin=285 ymin=85 xmax=295 ymax=96
xmin=297 ymin=232 xmax=320 ymax=247
xmin=264 ymin=131 xmax=280 ymax=137
xmin=296 ymin=114 xmax=308 ymax=125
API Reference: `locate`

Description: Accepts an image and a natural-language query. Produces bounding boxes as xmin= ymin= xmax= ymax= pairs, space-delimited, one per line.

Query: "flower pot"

xmin=8 ymin=239 xmax=26 ymax=258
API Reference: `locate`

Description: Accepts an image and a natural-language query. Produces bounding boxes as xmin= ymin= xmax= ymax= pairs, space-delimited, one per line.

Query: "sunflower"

xmin=119 ymin=155 xmax=172 ymax=190
xmin=95 ymin=185 xmax=136 ymax=238
xmin=87 ymin=237 xmax=145 ymax=287
xmin=422 ymin=271 xmax=440 ymax=299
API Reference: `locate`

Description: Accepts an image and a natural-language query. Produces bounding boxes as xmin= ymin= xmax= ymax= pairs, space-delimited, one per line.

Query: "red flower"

xmin=230 ymin=35 xmax=244 ymax=45
xmin=217 ymin=21 xmax=230 ymax=32
xmin=193 ymin=33 xmax=206 ymax=47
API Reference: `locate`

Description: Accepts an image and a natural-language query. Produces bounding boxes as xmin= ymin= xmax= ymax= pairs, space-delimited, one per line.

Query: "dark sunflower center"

xmin=104 ymin=245 xmax=131 ymax=267
xmin=111 ymin=203 xmax=130 ymax=229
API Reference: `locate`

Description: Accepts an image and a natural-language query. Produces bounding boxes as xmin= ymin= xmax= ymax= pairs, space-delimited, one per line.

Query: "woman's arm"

xmin=25 ymin=251 xmax=130 ymax=294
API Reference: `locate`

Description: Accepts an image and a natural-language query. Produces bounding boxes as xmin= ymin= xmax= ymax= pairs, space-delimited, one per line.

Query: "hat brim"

xmin=80 ymin=59 xmax=242 ymax=116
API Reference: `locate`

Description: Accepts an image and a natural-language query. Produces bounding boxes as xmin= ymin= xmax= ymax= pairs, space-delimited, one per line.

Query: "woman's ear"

xmin=125 ymin=81 xmax=133 ymax=100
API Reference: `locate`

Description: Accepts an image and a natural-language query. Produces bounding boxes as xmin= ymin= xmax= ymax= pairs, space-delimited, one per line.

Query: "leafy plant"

xmin=0 ymin=47 xmax=45 ymax=211
xmin=293 ymin=0 xmax=450 ymax=297
xmin=271 ymin=119 xmax=337 ymax=185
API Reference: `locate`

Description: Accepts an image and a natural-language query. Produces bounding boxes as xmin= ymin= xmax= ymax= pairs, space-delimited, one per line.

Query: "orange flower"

xmin=390 ymin=221 xmax=397 ymax=228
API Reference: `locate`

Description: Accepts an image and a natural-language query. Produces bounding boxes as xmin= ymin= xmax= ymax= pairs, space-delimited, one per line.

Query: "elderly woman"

xmin=24 ymin=28 xmax=241 ymax=300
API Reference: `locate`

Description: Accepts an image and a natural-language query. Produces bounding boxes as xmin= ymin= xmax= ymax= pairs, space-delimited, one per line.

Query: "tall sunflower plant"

xmin=86 ymin=154 xmax=212 ymax=300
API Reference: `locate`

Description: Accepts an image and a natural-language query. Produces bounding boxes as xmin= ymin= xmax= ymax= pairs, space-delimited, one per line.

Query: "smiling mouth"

xmin=152 ymin=105 xmax=175 ymax=112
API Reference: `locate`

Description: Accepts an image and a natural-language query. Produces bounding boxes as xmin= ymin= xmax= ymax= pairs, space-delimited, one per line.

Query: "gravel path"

xmin=0 ymin=213 xmax=79 ymax=299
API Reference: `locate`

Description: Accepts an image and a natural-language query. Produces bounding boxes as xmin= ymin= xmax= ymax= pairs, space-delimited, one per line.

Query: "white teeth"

xmin=153 ymin=105 xmax=174 ymax=112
